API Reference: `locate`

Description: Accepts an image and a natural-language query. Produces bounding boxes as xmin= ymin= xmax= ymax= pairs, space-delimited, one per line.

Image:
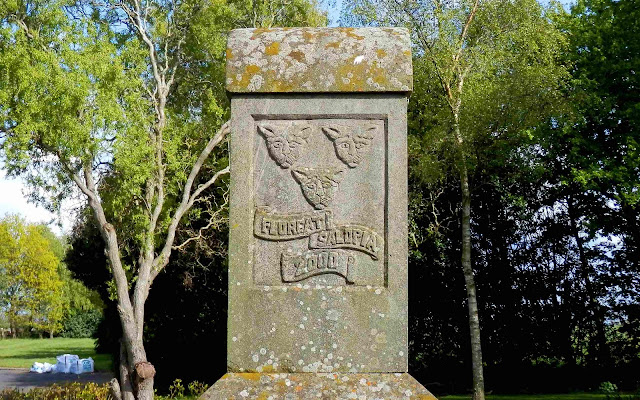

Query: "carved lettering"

xmin=281 ymin=250 xmax=355 ymax=283
xmin=309 ymin=225 xmax=383 ymax=260
xmin=254 ymin=207 xmax=333 ymax=240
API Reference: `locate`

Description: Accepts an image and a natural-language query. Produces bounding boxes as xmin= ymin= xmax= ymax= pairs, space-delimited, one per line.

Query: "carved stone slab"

xmin=221 ymin=26 xmax=420 ymax=396
xmin=226 ymin=28 xmax=413 ymax=93
xmin=228 ymin=95 xmax=408 ymax=374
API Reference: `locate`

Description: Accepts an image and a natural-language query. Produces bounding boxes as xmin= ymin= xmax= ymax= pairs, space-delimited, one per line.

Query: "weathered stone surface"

xmin=202 ymin=373 xmax=436 ymax=400
xmin=226 ymin=28 xmax=413 ymax=93
xmin=208 ymin=27 xmax=430 ymax=399
xmin=227 ymin=95 xmax=408 ymax=373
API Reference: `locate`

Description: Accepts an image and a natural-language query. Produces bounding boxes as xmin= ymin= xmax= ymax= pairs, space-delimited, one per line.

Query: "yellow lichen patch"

xmin=246 ymin=65 xmax=261 ymax=74
xmin=288 ymin=50 xmax=305 ymax=62
xmin=257 ymin=393 xmax=270 ymax=400
xmin=376 ymin=49 xmax=387 ymax=58
xmin=263 ymin=70 xmax=295 ymax=92
xmin=404 ymin=50 xmax=412 ymax=56
xmin=265 ymin=42 xmax=280 ymax=56
xmin=342 ymin=28 xmax=365 ymax=40
xmin=417 ymin=394 xmax=438 ymax=400
xmin=325 ymin=41 xmax=340 ymax=49
xmin=226 ymin=48 xmax=233 ymax=60
xmin=336 ymin=57 xmax=369 ymax=91
xmin=236 ymin=64 xmax=262 ymax=89
xmin=373 ymin=74 xmax=388 ymax=86
xmin=250 ymin=28 xmax=276 ymax=40
xmin=239 ymin=373 xmax=261 ymax=381
xmin=302 ymin=31 xmax=317 ymax=41
xmin=261 ymin=364 xmax=275 ymax=373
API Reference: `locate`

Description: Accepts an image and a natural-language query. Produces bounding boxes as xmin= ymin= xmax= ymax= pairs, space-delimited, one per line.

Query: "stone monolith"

xmin=203 ymin=27 xmax=434 ymax=399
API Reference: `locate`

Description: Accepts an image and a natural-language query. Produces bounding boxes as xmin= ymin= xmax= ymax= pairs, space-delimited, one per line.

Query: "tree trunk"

xmin=118 ymin=341 xmax=136 ymax=400
xmin=49 ymin=331 xmax=53 ymax=339
xmin=453 ymin=120 xmax=485 ymax=400
xmin=84 ymin=189 xmax=155 ymax=400
xmin=115 ymin=312 xmax=154 ymax=400
xmin=621 ymin=201 xmax=640 ymax=270
xmin=567 ymin=195 xmax=609 ymax=366
xmin=460 ymin=161 xmax=485 ymax=400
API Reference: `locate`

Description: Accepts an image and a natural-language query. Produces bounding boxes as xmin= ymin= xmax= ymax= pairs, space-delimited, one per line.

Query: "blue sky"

xmin=0 ymin=0 xmax=576 ymax=235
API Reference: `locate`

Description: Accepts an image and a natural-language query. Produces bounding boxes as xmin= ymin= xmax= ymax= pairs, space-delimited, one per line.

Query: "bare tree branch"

xmin=150 ymin=121 xmax=231 ymax=280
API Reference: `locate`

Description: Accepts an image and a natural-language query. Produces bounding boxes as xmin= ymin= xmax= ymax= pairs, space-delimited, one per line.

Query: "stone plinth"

xmin=203 ymin=373 xmax=435 ymax=400
xmin=203 ymin=27 xmax=433 ymax=399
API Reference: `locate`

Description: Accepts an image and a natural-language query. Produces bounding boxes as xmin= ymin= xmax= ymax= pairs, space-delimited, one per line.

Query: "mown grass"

xmin=0 ymin=338 xmax=112 ymax=371
xmin=441 ymin=394 xmax=627 ymax=400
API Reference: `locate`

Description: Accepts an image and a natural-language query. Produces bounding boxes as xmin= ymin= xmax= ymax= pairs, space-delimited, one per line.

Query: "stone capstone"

xmin=226 ymin=28 xmax=413 ymax=93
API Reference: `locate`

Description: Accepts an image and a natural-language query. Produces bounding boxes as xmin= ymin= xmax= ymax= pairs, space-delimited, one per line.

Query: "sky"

xmin=0 ymin=0 xmax=575 ymax=236
xmin=0 ymin=168 xmax=71 ymax=234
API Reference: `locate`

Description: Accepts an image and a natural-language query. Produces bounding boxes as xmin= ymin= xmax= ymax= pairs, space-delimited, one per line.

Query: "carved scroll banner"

xmin=281 ymin=250 xmax=355 ymax=283
xmin=308 ymin=225 xmax=383 ymax=260
xmin=254 ymin=207 xmax=333 ymax=241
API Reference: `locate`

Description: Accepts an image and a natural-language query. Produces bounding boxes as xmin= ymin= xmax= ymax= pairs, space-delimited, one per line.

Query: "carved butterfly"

xmin=322 ymin=124 xmax=377 ymax=168
xmin=291 ymin=166 xmax=345 ymax=210
xmin=257 ymin=123 xmax=311 ymax=168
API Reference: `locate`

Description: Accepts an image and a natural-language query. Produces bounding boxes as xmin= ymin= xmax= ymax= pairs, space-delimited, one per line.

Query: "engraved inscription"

xmin=281 ymin=250 xmax=355 ymax=283
xmin=322 ymin=124 xmax=377 ymax=168
xmin=291 ymin=166 xmax=344 ymax=210
xmin=254 ymin=207 xmax=333 ymax=240
xmin=257 ymin=122 xmax=311 ymax=168
xmin=309 ymin=225 xmax=383 ymax=260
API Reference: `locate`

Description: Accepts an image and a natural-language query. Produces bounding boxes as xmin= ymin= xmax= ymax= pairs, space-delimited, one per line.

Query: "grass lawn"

xmin=0 ymin=338 xmax=112 ymax=371
xmin=441 ymin=395 xmax=613 ymax=400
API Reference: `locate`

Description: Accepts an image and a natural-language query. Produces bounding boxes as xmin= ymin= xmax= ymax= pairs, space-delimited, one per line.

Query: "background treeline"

xmin=0 ymin=215 xmax=103 ymax=339
xmin=57 ymin=0 xmax=639 ymax=395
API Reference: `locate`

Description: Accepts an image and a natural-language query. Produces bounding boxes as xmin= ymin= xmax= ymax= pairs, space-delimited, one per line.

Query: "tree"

xmin=343 ymin=0 xmax=569 ymax=397
xmin=1 ymin=1 xmax=325 ymax=399
xmin=0 ymin=215 xmax=64 ymax=337
xmin=531 ymin=0 xmax=640 ymax=371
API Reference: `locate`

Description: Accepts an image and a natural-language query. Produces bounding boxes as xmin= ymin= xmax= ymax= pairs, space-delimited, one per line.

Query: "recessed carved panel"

xmin=253 ymin=118 xmax=386 ymax=286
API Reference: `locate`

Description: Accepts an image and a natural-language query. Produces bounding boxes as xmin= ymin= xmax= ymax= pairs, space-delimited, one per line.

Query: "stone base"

xmin=201 ymin=373 xmax=436 ymax=400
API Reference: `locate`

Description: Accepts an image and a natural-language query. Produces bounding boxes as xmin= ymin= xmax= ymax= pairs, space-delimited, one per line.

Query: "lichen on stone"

xmin=226 ymin=27 xmax=413 ymax=93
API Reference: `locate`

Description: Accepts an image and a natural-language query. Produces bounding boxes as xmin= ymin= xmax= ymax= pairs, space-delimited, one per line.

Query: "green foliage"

xmin=0 ymin=380 xmax=210 ymax=400
xmin=0 ymin=215 xmax=64 ymax=335
xmin=599 ymin=382 xmax=619 ymax=395
xmin=0 ymin=383 xmax=112 ymax=400
xmin=168 ymin=379 xmax=185 ymax=398
xmin=152 ymin=379 xmax=208 ymax=399
xmin=186 ymin=381 xmax=209 ymax=398
xmin=60 ymin=309 xmax=103 ymax=338
xmin=560 ymin=0 xmax=640 ymax=206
